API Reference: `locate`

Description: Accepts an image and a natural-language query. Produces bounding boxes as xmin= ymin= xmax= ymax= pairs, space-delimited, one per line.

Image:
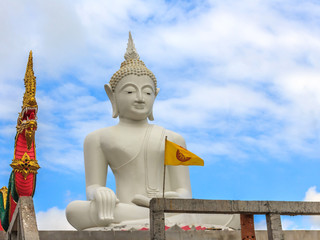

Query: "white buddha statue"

xmin=66 ymin=33 xmax=239 ymax=230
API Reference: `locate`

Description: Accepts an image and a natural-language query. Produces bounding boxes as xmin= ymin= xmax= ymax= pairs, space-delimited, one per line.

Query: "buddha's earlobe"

xmin=148 ymin=88 xmax=160 ymax=121
xmin=104 ymin=84 xmax=119 ymax=118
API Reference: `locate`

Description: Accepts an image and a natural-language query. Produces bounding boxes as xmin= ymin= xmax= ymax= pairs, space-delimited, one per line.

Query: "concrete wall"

xmin=0 ymin=230 xmax=318 ymax=240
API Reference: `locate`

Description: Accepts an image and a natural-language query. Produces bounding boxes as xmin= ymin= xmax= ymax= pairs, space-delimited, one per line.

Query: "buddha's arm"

xmin=84 ymin=131 xmax=117 ymax=220
xmin=167 ymin=134 xmax=192 ymax=198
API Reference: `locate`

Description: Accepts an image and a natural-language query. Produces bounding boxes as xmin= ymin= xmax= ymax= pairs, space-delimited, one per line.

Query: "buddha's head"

xmin=105 ymin=32 xmax=160 ymax=121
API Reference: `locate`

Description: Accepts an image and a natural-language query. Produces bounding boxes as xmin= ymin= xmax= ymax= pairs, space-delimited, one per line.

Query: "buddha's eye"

xmin=142 ymin=87 xmax=153 ymax=96
xmin=127 ymin=91 xmax=133 ymax=94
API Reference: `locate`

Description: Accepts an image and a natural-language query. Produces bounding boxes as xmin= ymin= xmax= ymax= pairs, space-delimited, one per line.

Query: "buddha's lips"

xmin=134 ymin=104 xmax=145 ymax=109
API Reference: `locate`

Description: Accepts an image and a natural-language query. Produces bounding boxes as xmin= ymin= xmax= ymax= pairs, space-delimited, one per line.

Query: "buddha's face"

xmin=114 ymin=75 xmax=156 ymax=121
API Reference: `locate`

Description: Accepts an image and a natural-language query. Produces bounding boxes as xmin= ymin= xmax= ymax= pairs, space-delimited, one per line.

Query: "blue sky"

xmin=1 ymin=0 xmax=320 ymax=230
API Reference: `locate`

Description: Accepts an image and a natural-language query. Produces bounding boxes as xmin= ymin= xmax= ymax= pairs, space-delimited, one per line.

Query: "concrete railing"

xmin=6 ymin=196 xmax=39 ymax=240
xmin=149 ymin=198 xmax=320 ymax=240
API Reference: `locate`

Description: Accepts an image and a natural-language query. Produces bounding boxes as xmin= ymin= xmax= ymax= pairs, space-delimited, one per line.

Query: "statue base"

xmin=85 ymin=213 xmax=240 ymax=231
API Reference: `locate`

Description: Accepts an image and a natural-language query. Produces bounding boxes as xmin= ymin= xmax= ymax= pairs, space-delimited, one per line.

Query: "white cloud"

xmin=156 ymin=83 xmax=280 ymax=127
xmin=36 ymin=207 xmax=75 ymax=230
xmin=304 ymin=186 xmax=320 ymax=202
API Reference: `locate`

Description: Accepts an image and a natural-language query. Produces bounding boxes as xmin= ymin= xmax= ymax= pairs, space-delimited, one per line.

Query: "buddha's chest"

xmin=101 ymin=125 xmax=164 ymax=170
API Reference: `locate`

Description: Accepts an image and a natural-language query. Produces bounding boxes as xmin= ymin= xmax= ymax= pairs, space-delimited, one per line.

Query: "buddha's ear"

xmin=155 ymin=88 xmax=160 ymax=97
xmin=148 ymin=88 xmax=160 ymax=121
xmin=104 ymin=84 xmax=119 ymax=118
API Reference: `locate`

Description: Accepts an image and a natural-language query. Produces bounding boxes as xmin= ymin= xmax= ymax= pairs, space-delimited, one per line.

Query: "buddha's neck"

xmin=118 ymin=117 xmax=149 ymax=127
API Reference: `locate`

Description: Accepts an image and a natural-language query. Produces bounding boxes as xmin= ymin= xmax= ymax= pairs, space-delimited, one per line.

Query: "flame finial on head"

xmin=124 ymin=31 xmax=140 ymax=61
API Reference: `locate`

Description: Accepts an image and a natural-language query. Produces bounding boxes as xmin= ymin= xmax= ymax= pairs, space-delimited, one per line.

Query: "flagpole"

xmin=163 ymin=136 xmax=167 ymax=199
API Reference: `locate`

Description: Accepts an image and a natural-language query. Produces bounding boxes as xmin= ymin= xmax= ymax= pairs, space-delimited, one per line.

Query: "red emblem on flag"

xmin=176 ymin=149 xmax=191 ymax=162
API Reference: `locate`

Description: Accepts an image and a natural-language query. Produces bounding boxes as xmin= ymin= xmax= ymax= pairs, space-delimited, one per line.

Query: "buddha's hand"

xmin=89 ymin=186 xmax=119 ymax=221
xmin=153 ymin=191 xmax=180 ymax=199
xmin=157 ymin=189 xmax=191 ymax=199
xmin=131 ymin=192 xmax=181 ymax=208
xmin=131 ymin=194 xmax=151 ymax=208
xmin=163 ymin=191 xmax=180 ymax=198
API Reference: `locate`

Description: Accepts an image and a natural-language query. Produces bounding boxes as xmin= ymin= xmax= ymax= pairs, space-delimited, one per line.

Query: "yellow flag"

xmin=165 ymin=139 xmax=204 ymax=166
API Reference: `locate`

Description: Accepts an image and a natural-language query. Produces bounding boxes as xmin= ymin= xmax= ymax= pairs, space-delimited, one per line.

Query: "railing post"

xmin=150 ymin=199 xmax=166 ymax=240
xmin=266 ymin=213 xmax=284 ymax=240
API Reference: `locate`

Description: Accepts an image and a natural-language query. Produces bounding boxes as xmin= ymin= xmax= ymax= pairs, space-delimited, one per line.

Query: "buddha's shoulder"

xmin=84 ymin=127 xmax=115 ymax=143
xmin=152 ymin=125 xmax=186 ymax=146
xmin=167 ymin=130 xmax=185 ymax=145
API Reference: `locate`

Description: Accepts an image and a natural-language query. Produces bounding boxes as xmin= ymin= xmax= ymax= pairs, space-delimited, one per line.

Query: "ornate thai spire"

xmin=124 ymin=31 xmax=140 ymax=61
xmin=22 ymin=51 xmax=37 ymax=108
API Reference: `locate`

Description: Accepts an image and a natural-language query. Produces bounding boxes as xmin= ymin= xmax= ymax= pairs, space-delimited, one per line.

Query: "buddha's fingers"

xmin=106 ymin=191 xmax=114 ymax=219
xmin=103 ymin=191 xmax=110 ymax=220
xmin=97 ymin=191 xmax=104 ymax=220
xmin=105 ymin=191 xmax=110 ymax=217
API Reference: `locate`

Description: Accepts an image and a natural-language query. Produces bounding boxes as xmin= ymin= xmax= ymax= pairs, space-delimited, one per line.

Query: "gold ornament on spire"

xmin=16 ymin=51 xmax=38 ymax=151
xmin=23 ymin=51 xmax=37 ymax=109
xmin=109 ymin=32 xmax=157 ymax=92
xmin=11 ymin=152 xmax=40 ymax=180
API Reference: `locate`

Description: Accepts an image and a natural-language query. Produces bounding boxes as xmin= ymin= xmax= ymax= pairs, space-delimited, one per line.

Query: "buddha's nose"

xmin=136 ymin=91 xmax=145 ymax=103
